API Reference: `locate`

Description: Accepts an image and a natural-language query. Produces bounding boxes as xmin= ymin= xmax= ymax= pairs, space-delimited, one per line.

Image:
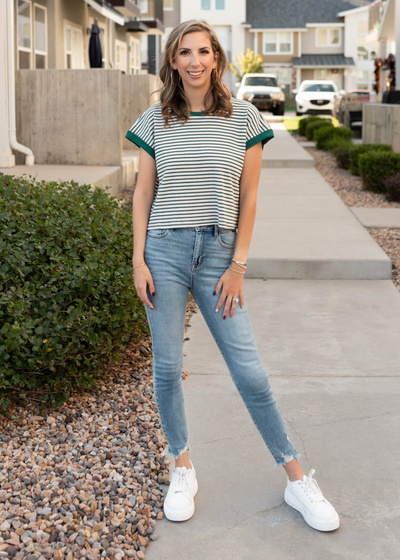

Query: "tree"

xmin=229 ymin=48 xmax=263 ymax=82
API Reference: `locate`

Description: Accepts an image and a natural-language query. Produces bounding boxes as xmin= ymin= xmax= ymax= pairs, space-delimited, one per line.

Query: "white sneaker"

xmin=163 ymin=460 xmax=198 ymax=522
xmin=284 ymin=468 xmax=340 ymax=531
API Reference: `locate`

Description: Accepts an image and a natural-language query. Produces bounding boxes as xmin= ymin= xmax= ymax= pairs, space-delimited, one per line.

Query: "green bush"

xmin=359 ymin=151 xmax=400 ymax=192
xmin=0 ymin=173 xmax=148 ymax=412
xmin=331 ymin=127 xmax=353 ymax=142
xmin=383 ymin=171 xmax=400 ymax=202
xmin=349 ymin=144 xmax=393 ymax=176
xmin=328 ymin=137 xmax=353 ymax=169
xmin=305 ymin=119 xmax=333 ymax=141
xmin=314 ymin=126 xmax=352 ymax=151
xmin=298 ymin=116 xmax=320 ymax=136
xmin=336 ymin=148 xmax=351 ymax=169
xmin=314 ymin=126 xmax=336 ymax=150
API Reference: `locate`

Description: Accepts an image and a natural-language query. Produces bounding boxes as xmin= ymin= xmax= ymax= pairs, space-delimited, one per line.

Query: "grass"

xmin=282 ymin=115 xmax=340 ymax=134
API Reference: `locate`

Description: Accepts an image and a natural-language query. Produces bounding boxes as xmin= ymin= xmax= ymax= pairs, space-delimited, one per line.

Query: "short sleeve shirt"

xmin=125 ymin=97 xmax=274 ymax=230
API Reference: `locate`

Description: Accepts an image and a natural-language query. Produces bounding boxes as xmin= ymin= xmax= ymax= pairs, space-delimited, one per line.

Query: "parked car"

xmin=293 ymin=80 xmax=345 ymax=116
xmin=334 ymin=89 xmax=370 ymax=130
xmin=236 ymin=73 xmax=286 ymax=116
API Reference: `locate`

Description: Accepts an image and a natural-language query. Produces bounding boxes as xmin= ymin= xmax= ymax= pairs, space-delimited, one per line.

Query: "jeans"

xmin=144 ymin=225 xmax=300 ymax=468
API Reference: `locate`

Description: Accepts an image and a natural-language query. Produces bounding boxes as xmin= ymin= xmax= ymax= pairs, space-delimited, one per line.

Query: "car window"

xmin=243 ymin=76 xmax=278 ymax=87
xmin=301 ymin=83 xmax=336 ymax=93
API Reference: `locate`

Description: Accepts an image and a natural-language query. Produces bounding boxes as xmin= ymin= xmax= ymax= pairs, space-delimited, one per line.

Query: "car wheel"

xmin=296 ymin=111 xmax=302 ymax=116
xmin=275 ymin=104 xmax=285 ymax=116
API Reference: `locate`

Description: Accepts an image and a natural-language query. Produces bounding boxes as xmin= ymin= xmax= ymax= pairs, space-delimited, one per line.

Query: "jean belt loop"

xmin=214 ymin=224 xmax=218 ymax=237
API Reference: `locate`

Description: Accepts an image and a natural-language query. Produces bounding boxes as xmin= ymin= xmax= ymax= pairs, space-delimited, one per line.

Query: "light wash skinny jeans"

xmin=144 ymin=225 xmax=301 ymax=468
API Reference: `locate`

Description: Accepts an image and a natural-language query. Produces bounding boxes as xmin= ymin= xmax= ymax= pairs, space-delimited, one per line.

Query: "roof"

xmin=292 ymin=54 xmax=355 ymax=66
xmin=246 ymin=0 xmax=375 ymax=28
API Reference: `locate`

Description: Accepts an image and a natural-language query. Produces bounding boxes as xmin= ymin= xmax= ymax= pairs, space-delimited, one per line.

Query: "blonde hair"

xmin=153 ymin=20 xmax=233 ymax=127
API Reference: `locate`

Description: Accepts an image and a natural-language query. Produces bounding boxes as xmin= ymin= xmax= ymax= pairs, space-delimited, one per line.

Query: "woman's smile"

xmin=187 ymin=69 xmax=205 ymax=79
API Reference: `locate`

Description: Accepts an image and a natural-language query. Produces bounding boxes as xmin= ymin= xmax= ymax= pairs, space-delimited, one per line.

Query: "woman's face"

xmin=172 ymin=31 xmax=218 ymax=90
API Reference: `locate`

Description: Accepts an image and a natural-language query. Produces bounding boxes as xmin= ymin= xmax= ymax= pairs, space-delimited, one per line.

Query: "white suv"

xmin=293 ymin=80 xmax=344 ymax=116
xmin=236 ymin=73 xmax=286 ymax=116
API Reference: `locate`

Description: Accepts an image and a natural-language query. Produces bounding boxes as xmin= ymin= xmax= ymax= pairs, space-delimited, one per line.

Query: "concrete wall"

xmin=14 ymin=69 xmax=161 ymax=166
xmin=121 ymin=74 xmax=162 ymax=150
xmin=362 ymin=103 xmax=400 ymax=152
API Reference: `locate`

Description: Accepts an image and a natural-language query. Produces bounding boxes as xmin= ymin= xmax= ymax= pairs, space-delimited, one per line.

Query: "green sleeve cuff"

xmin=246 ymin=129 xmax=274 ymax=150
xmin=125 ymin=130 xmax=155 ymax=159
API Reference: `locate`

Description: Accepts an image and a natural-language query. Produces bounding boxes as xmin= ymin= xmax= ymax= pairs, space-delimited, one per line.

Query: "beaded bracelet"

xmin=133 ymin=262 xmax=146 ymax=269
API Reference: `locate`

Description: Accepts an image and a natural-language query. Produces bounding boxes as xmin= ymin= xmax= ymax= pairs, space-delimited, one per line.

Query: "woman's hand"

xmin=133 ymin=262 xmax=155 ymax=310
xmin=213 ymin=266 xmax=244 ymax=319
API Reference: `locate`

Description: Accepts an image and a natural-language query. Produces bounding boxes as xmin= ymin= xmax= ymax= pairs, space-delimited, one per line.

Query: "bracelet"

xmin=133 ymin=262 xmax=146 ymax=269
xmin=232 ymin=258 xmax=247 ymax=268
xmin=229 ymin=265 xmax=245 ymax=275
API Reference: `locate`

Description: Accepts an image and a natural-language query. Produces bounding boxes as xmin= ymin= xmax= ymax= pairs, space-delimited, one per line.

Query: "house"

xmin=13 ymin=0 xmax=165 ymax=75
xmin=243 ymin=0 xmax=377 ymax=97
xmin=362 ymin=0 xmax=400 ymax=151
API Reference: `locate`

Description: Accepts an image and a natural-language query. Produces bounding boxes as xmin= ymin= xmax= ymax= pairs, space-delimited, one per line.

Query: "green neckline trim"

xmin=190 ymin=111 xmax=204 ymax=115
xmin=246 ymin=129 xmax=274 ymax=150
xmin=125 ymin=130 xmax=155 ymax=159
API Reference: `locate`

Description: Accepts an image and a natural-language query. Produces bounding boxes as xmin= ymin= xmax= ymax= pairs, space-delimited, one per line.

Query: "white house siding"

xmin=180 ymin=0 xmax=246 ymax=93
xmin=341 ymin=7 xmax=375 ymax=91
xmin=301 ymin=26 xmax=344 ymax=55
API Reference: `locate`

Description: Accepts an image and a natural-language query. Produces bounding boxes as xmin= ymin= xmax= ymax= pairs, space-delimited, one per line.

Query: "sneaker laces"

xmin=302 ymin=469 xmax=327 ymax=503
xmin=171 ymin=467 xmax=190 ymax=494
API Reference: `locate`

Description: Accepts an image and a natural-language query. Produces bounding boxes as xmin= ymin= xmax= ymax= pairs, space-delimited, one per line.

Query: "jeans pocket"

xmin=146 ymin=228 xmax=172 ymax=239
xmin=217 ymin=229 xmax=237 ymax=249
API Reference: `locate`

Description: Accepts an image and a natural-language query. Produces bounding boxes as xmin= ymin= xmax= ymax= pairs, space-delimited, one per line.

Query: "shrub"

xmin=328 ymin=137 xmax=353 ymax=169
xmin=331 ymin=127 xmax=353 ymax=142
xmin=305 ymin=119 xmax=334 ymax=141
xmin=359 ymin=151 xmax=400 ymax=192
xmin=383 ymin=171 xmax=400 ymax=202
xmin=336 ymin=148 xmax=351 ymax=169
xmin=349 ymin=144 xmax=393 ymax=176
xmin=314 ymin=126 xmax=336 ymax=150
xmin=0 ymin=173 xmax=148 ymax=412
xmin=298 ymin=116 xmax=320 ymax=136
xmin=314 ymin=126 xmax=352 ymax=151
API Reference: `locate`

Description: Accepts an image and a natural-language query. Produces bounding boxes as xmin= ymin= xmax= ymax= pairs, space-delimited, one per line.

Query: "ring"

xmin=232 ymin=297 xmax=239 ymax=303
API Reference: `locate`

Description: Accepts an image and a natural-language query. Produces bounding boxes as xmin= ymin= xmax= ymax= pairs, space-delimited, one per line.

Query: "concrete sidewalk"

xmin=146 ymin=127 xmax=400 ymax=559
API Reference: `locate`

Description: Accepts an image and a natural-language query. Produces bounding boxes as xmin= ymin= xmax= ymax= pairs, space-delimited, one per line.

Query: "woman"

xmin=126 ymin=19 xmax=340 ymax=532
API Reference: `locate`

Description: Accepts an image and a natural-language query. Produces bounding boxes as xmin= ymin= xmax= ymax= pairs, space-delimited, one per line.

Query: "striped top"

xmin=125 ymin=97 xmax=274 ymax=230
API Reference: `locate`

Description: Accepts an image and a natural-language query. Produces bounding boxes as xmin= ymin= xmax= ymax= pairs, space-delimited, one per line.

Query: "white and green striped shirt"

xmin=125 ymin=97 xmax=274 ymax=230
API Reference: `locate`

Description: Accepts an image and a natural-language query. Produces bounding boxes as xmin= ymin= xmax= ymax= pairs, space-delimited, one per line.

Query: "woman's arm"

xmin=214 ymin=141 xmax=263 ymax=318
xmin=132 ymin=148 xmax=157 ymax=309
xmin=232 ymin=141 xmax=263 ymax=269
xmin=132 ymin=148 xmax=157 ymax=265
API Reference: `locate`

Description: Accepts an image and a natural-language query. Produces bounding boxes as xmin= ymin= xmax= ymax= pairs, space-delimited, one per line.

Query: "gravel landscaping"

xmin=0 ymin=293 xmax=198 ymax=560
xmin=295 ymin=137 xmax=400 ymax=291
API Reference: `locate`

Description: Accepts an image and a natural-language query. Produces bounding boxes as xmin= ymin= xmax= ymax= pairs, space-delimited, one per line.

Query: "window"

xmin=216 ymin=0 xmax=225 ymax=8
xmin=357 ymin=70 xmax=369 ymax=90
xmin=316 ymin=28 xmax=341 ymax=46
xmin=18 ymin=0 xmax=32 ymax=69
xmin=302 ymin=82 xmax=336 ymax=93
xmin=64 ymin=22 xmax=83 ymax=69
xmin=34 ymin=4 xmax=47 ymax=68
xmin=129 ymin=37 xmax=141 ymax=74
xmin=163 ymin=0 xmax=173 ymax=8
xmin=357 ymin=36 xmax=368 ymax=60
xmin=244 ymin=76 xmax=278 ymax=87
xmin=139 ymin=0 xmax=148 ymax=13
xmin=201 ymin=0 xmax=211 ymax=8
xmin=263 ymin=31 xmax=293 ymax=54
xmin=279 ymin=32 xmax=291 ymax=52
xmin=314 ymin=69 xmax=327 ymax=80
